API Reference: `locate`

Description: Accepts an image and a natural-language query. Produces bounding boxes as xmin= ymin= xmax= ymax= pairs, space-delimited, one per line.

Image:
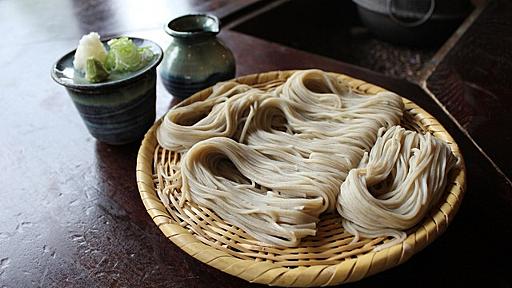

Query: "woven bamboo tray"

xmin=136 ymin=70 xmax=466 ymax=286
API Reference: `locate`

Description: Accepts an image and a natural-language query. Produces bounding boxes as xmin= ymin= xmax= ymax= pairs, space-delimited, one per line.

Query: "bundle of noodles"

xmin=156 ymin=82 xmax=256 ymax=152
xmin=337 ymin=126 xmax=458 ymax=250
xmin=157 ymin=69 xmax=404 ymax=246
xmin=181 ymin=137 xmax=327 ymax=246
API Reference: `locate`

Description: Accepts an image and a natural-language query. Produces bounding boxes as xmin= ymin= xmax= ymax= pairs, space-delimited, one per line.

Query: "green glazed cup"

xmin=51 ymin=37 xmax=163 ymax=145
xmin=160 ymin=14 xmax=236 ymax=98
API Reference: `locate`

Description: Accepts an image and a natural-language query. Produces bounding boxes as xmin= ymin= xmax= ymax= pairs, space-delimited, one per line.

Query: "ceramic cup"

xmin=160 ymin=14 xmax=236 ymax=98
xmin=51 ymin=37 xmax=163 ymax=145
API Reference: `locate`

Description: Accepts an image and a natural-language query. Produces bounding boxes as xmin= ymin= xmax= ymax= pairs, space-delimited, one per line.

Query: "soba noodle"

xmin=337 ymin=126 xmax=458 ymax=250
xmin=156 ymin=69 xmax=454 ymax=247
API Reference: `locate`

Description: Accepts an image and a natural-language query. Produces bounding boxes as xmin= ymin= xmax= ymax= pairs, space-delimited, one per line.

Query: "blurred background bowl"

xmin=353 ymin=0 xmax=473 ymax=46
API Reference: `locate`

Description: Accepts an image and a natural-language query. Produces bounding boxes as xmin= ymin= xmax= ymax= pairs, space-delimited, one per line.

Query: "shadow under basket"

xmin=136 ymin=70 xmax=466 ymax=287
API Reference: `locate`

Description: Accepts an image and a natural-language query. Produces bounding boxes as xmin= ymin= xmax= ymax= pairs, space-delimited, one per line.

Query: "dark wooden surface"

xmin=427 ymin=0 xmax=512 ymax=180
xmin=0 ymin=0 xmax=511 ymax=287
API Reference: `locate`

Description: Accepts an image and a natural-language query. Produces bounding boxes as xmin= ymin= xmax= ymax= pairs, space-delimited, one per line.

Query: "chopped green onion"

xmin=105 ymin=37 xmax=154 ymax=72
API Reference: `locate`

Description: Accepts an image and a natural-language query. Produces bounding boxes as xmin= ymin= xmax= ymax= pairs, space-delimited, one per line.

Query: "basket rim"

xmin=136 ymin=70 xmax=466 ymax=287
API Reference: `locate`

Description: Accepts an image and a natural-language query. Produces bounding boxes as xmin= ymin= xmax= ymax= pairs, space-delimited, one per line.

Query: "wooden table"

xmin=1 ymin=0 xmax=511 ymax=287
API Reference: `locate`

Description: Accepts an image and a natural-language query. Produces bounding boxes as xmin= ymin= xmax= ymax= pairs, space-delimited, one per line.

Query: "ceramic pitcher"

xmin=160 ymin=14 xmax=236 ymax=98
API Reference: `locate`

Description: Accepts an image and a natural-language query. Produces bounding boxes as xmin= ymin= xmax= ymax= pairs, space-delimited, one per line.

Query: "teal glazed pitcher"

xmin=160 ymin=14 xmax=236 ymax=98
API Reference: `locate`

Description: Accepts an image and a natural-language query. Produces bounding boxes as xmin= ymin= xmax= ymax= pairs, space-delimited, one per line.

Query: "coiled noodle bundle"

xmin=157 ymin=70 xmax=412 ymax=246
xmin=337 ymin=126 xmax=458 ymax=250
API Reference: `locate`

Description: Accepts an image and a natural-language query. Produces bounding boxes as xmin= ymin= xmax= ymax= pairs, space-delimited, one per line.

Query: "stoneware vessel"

xmin=160 ymin=14 xmax=236 ymax=98
xmin=51 ymin=37 xmax=163 ymax=145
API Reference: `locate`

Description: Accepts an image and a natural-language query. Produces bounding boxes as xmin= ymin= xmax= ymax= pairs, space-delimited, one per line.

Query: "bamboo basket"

xmin=136 ymin=70 xmax=466 ymax=286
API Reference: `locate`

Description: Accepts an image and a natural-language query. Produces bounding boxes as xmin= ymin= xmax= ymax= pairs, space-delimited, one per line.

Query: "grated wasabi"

xmin=85 ymin=57 xmax=109 ymax=83
xmin=73 ymin=33 xmax=155 ymax=83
